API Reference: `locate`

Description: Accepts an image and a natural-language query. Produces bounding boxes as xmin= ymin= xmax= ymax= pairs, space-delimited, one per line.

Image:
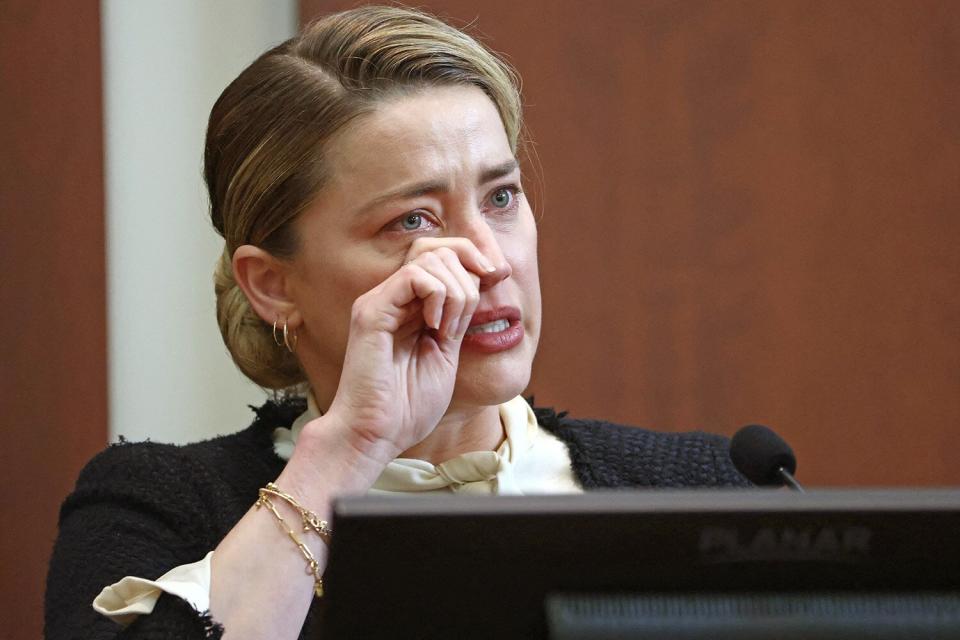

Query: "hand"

xmin=322 ymin=238 xmax=500 ymax=464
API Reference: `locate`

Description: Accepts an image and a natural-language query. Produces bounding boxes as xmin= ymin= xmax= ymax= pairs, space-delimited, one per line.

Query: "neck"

xmin=399 ymin=403 xmax=504 ymax=464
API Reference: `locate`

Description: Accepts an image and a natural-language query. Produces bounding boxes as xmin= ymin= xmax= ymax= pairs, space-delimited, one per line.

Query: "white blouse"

xmin=93 ymin=395 xmax=581 ymax=625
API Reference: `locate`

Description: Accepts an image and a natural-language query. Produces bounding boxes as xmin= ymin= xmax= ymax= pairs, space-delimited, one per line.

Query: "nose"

xmin=459 ymin=218 xmax=511 ymax=290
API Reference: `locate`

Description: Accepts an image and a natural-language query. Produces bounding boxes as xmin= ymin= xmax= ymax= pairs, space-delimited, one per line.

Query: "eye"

xmin=489 ymin=187 xmax=514 ymax=209
xmin=400 ymin=213 xmax=424 ymax=231
xmin=385 ymin=210 xmax=437 ymax=235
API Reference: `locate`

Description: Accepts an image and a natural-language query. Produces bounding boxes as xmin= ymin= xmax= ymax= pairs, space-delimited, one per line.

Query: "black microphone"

xmin=730 ymin=424 xmax=804 ymax=492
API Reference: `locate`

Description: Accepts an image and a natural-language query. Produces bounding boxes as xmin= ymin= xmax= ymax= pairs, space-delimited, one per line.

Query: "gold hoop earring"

xmin=283 ymin=320 xmax=298 ymax=353
xmin=273 ymin=318 xmax=283 ymax=347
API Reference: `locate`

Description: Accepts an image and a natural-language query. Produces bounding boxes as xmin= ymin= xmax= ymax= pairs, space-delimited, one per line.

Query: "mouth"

xmin=465 ymin=318 xmax=511 ymax=335
xmin=461 ymin=307 xmax=523 ymax=353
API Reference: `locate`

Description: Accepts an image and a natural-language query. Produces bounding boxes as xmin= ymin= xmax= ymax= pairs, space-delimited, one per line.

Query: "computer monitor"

xmin=319 ymin=489 xmax=960 ymax=639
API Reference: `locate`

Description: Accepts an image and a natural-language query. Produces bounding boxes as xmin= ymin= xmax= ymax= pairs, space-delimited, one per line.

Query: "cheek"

xmin=500 ymin=223 xmax=541 ymax=328
xmin=319 ymin=238 xmax=396 ymax=291
xmin=504 ymin=215 xmax=540 ymax=290
xmin=297 ymin=252 xmax=393 ymax=328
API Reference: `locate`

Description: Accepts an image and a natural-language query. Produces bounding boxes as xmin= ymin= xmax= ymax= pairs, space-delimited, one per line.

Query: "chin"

xmin=451 ymin=345 xmax=535 ymax=408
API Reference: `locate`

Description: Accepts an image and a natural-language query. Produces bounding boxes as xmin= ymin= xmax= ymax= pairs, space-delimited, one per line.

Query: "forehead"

xmin=327 ymin=85 xmax=514 ymax=189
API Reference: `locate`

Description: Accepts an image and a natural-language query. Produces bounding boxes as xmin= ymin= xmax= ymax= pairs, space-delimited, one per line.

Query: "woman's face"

xmin=286 ymin=85 xmax=541 ymax=410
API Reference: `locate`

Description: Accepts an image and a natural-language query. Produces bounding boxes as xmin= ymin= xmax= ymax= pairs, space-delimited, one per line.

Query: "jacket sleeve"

xmin=45 ymin=442 xmax=225 ymax=640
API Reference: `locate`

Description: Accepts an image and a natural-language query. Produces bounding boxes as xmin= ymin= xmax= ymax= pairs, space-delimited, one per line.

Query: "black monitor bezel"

xmin=319 ymin=489 xmax=960 ymax=639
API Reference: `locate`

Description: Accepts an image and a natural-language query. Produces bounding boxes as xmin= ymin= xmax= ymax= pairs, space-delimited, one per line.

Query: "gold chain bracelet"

xmin=255 ymin=484 xmax=332 ymax=597
xmin=259 ymin=482 xmax=333 ymax=542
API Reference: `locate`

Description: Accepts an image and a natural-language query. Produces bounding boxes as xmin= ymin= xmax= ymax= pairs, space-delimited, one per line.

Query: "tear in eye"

xmin=401 ymin=213 xmax=423 ymax=230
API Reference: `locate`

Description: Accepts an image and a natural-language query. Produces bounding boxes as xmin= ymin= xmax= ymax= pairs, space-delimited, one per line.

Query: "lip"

xmin=468 ymin=306 xmax=521 ymax=328
xmin=461 ymin=306 xmax=523 ymax=354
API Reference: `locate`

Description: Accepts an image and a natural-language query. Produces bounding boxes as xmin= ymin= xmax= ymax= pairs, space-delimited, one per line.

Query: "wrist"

xmin=282 ymin=412 xmax=394 ymax=496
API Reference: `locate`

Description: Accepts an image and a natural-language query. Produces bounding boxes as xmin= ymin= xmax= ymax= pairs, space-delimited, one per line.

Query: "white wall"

xmin=102 ymin=1 xmax=298 ymax=443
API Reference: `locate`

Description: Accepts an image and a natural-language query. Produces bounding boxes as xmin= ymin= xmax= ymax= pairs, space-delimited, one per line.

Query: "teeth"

xmin=466 ymin=318 xmax=510 ymax=335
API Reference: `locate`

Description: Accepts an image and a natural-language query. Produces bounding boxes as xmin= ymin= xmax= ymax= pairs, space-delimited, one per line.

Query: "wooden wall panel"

xmin=0 ymin=3 xmax=107 ymax=638
xmin=302 ymin=0 xmax=960 ymax=487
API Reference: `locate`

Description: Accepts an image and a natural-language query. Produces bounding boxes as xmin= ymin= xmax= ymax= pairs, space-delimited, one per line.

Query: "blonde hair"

xmin=206 ymin=5 xmax=524 ymax=389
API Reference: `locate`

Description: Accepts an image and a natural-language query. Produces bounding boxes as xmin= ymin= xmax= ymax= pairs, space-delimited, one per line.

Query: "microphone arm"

xmin=778 ymin=467 xmax=805 ymax=492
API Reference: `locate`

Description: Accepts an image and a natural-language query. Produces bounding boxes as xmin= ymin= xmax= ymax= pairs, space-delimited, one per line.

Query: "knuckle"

xmin=350 ymin=298 xmax=371 ymax=324
xmin=402 ymin=262 xmax=428 ymax=279
xmin=435 ymin=246 xmax=458 ymax=262
xmin=421 ymin=251 xmax=443 ymax=267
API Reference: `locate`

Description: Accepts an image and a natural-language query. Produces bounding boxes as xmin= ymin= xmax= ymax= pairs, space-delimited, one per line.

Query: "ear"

xmin=232 ymin=245 xmax=302 ymax=328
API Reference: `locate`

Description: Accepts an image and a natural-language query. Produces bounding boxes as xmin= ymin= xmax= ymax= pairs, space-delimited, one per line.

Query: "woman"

xmin=45 ymin=6 xmax=748 ymax=640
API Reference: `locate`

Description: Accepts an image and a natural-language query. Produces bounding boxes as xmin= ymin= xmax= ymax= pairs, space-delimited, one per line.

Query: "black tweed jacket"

xmin=44 ymin=399 xmax=749 ymax=639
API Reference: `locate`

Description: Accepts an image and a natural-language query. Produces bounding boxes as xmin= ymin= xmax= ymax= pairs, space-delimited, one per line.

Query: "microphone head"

xmin=730 ymin=424 xmax=797 ymax=486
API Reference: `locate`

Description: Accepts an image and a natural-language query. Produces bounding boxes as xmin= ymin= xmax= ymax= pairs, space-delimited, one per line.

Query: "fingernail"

xmin=457 ymin=315 xmax=472 ymax=338
xmin=480 ymin=256 xmax=496 ymax=272
xmin=447 ymin=319 xmax=463 ymax=340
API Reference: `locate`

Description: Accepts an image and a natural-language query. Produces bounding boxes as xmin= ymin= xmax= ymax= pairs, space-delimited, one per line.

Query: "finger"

xmin=405 ymin=266 xmax=447 ymax=331
xmin=362 ymin=264 xmax=446 ymax=331
xmin=404 ymin=237 xmax=497 ymax=278
xmin=408 ymin=250 xmax=468 ymax=340
xmin=434 ymin=248 xmax=481 ymax=339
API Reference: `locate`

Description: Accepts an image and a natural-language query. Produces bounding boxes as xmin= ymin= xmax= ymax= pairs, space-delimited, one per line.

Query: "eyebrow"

xmin=356 ymin=158 xmax=519 ymax=216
